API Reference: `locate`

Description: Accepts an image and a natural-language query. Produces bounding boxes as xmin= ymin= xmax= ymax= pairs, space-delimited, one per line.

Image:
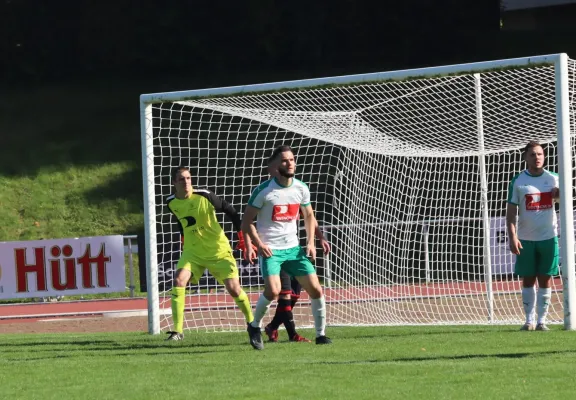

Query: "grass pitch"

xmin=1 ymin=325 xmax=576 ymax=400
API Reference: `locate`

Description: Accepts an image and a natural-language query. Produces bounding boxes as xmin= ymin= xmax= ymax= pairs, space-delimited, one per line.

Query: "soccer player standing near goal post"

xmin=242 ymin=145 xmax=332 ymax=349
xmin=165 ymin=167 xmax=258 ymax=345
xmin=506 ymin=141 xmax=560 ymax=331
xmin=263 ymin=161 xmax=331 ymax=343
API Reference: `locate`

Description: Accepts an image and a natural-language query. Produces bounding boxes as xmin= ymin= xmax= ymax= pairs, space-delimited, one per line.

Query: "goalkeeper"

xmin=165 ymin=166 xmax=258 ymax=349
xmin=263 ymin=161 xmax=331 ymax=343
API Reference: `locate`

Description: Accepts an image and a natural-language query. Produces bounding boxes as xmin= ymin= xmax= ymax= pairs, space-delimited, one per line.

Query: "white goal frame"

xmin=140 ymin=53 xmax=576 ymax=334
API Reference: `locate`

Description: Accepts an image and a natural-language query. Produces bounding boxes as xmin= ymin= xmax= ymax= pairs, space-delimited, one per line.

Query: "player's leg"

xmin=515 ymin=240 xmax=537 ymax=331
xmin=290 ymin=277 xmax=302 ymax=309
xmin=211 ymin=254 xmax=254 ymax=325
xmin=250 ymin=257 xmax=283 ymax=328
xmin=285 ymin=246 xmax=331 ymax=344
xmin=265 ymin=270 xmax=292 ymax=342
xmin=247 ymin=252 xmax=284 ymax=349
xmin=168 ymin=254 xmax=202 ymax=340
xmin=264 ymin=270 xmax=309 ymax=342
xmin=535 ymin=237 xmax=559 ymax=331
xmin=284 ymin=275 xmax=309 ymax=342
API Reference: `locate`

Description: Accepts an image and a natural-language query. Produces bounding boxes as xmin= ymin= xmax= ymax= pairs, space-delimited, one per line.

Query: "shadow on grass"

xmin=328 ymin=326 xmax=517 ymax=340
xmin=9 ymin=348 xmax=230 ymax=362
xmin=0 ymin=340 xmax=120 ymax=348
xmin=311 ymin=349 xmax=576 ymax=365
xmin=76 ymin=166 xmax=144 ymax=215
xmin=3 ymin=340 xmax=240 ymax=361
xmin=1 ymin=341 xmax=233 ymax=351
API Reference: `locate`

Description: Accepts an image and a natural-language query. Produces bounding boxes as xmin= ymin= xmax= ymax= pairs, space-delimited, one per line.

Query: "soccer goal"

xmin=140 ymin=53 xmax=576 ymax=335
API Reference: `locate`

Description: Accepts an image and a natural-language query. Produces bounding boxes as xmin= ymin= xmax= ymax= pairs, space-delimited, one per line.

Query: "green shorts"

xmin=260 ymin=246 xmax=316 ymax=278
xmin=514 ymin=237 xmax=559 ymax=277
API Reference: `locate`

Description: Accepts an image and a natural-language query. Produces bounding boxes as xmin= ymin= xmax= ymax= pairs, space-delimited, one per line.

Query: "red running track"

xmin=0 ymin=277 xmax=563 ymax=323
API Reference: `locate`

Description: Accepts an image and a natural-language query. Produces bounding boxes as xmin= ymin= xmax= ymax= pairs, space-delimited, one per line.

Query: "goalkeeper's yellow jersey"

xmin=166 ymin=189 xmax=241 ymax=260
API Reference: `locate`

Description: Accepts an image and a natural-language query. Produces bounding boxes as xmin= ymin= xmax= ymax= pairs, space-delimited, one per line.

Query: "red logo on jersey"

xmin=272 ymin=204 xmax=300 ymax=221
xmin=525 ymin=192 xmax=553 ymax=210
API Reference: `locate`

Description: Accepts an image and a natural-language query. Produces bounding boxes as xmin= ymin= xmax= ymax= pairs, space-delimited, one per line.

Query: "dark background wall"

xmin=2 ymin=0 xmax=575 ymax=290
xmin=0 ymin=1 xmax=498 ymax=85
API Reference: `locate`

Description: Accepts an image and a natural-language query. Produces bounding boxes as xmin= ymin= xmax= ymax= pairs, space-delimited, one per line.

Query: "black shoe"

xmin=315 ymin=335 xmax=332 ymax=345
xmin=247 ymin=323 xmax=264 ymax=350
xmin=165 ymin=331 xmax=184 ymax=341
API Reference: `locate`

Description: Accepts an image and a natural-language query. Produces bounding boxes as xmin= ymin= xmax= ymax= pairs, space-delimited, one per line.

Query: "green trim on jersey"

xmin=525 ymin=170 xmax=544 ymax=177
xmin=273 ymin=177 xmax=293 ymax=188
xmin=507 ymin=172 xmax=521 ymax=204
xmin=248 ymin=179 xmax=273 ymax=207
xmin=294 ymin=178 xmax=309 ymax=190
xmin=295 ymin=179 xmax=310 ymax=206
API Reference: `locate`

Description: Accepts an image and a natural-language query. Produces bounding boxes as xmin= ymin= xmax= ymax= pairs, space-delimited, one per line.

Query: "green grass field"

xmin=2 ymin=325 xmax=576 ymax=400
xmin=0 ymin=83 xmax=144 ymax=243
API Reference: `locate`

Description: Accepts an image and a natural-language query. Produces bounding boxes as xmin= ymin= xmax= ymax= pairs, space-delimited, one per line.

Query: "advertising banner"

xmin=0 ymin=235 xmax=126 ymax=299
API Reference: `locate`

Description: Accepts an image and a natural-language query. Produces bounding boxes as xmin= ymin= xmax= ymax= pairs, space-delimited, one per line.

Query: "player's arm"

xmin=551 ymin=176 xmax=560 ymax=201
xmin=200 ymin=190 xmax=256 ymax=261
xmin=240 ymin=205 xmax=261 ymax=246
xmin=506 ymin=203 xmax=522 ymax=255
xmin=166 ymin=195 xmax=184 ymax=245
xmin=202 ymin=190 xmax=242 ymax=230
xmin=300 ymin=204 xmax=317 ymax=261
xmin=314 ymin=222 xmax=331 ymax=255
xmin=506 ymin=178 xmax=522 ymax=255
xmin=241 ymin=205 xmax=272 ymax=258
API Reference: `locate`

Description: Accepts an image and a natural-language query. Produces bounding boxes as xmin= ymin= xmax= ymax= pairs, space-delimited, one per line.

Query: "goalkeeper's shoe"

xmin=520 ymin=323 xmax=535 ymax=331
xmin=264 ymin=324 xmax=279 ymax=343
xmin=289 ymin=334 xmax=311 ymax=343
xmin=535 ymin=323 xmax=550 ymax=331
xmin=165 ymin=331 xmax=184 ymax=341
xmin=247 ymin=323 xmax=264 ymax=350
xmin=315 ymin=335 xmax=332 ymax=345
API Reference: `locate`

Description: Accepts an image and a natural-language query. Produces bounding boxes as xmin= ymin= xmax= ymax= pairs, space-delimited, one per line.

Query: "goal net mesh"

xmin=148 ymin=59 xmax=576 ymax=332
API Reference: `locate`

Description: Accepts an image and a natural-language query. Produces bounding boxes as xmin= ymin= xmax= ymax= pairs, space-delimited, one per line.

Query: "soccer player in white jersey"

xmin=507 ymin=141 xmax=560 ymax=331
xmin=242 ymin=145 xmax=332 ymax=349
xmin=263 ymin=161 xmax=332 ymax=343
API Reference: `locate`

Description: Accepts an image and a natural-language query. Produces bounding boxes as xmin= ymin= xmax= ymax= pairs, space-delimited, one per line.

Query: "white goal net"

xmin=140 ymin=54 xmax=576 ymax=334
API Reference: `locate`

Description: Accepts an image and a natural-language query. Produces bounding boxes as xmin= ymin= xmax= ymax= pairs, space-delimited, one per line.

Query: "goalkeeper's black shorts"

xmin=280 ymin=269 xmax=302 ymax=296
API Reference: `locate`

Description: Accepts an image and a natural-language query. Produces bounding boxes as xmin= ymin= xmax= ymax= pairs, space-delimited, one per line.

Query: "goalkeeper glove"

xmin=235 ymin=231 xmax=257 ymax=261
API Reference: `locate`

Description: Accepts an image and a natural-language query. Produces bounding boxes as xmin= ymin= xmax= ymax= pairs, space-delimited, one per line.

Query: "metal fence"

xmin=123 ymin=235 xmax=138 ymax=297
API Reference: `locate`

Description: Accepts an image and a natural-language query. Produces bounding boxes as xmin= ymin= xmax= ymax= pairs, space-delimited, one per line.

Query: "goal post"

xmin=140 ymin=53 xmax=576 ymax=334
xmin=555 ymin=53 xmax=576 ymax=330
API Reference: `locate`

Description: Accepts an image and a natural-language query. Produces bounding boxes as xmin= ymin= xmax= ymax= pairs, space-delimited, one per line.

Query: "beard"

xmin=278 ymin=167 xmax=294 ymax=178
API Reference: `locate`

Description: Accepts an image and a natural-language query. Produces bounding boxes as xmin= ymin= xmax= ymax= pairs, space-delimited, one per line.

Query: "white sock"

xmin=537 ymin=287 xmax=552 ymax=325
xmin=522 ymin=286 xmax=536 ymax=324
xmin=311 ymin=297 xmax=326 ymax=337
xmin=250 ymin=294 xmax=272 ymax=328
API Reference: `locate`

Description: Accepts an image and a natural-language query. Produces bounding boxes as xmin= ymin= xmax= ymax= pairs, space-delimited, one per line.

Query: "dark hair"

xmin=523 ymin=141 xmax=543 ymax=155
xmin=267 ymin=145 xmax=293 ymax=164
xmin=171 ymin=166 xmax=190 ymax=182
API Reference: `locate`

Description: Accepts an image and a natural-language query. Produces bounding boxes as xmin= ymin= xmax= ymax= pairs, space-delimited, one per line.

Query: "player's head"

xmin=267 ymin=154 xmax=279 ymax=178
xmin=523 ymin=141 xmax=544 ymax=170
xmin=172 ymin=166 xmax=193 ymax=195
xmin=268 ymin=145 xmax=295 ymax=178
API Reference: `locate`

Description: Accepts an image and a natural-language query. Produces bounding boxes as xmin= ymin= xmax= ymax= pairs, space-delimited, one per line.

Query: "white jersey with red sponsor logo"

xmin=247 ymin=177 xmax=311 ymax=249
xmin=507 ymin=169 xmax=559 ymax=241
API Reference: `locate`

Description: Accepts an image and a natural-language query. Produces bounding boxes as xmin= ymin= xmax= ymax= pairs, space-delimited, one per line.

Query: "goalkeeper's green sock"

xmin=233 ymin=289 xmax=254 ymax=324
xmin=171 ymin=286 xmax=186 ymax=333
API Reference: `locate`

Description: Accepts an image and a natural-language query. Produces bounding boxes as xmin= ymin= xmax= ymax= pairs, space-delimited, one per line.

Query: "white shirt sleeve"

xmin=508 ymin=179 xmax=519 ymax=205
xmin=248 ymin=186 xmax=265 ymax=209
xmin=301 ymin=184 xmax=311 ymax=206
